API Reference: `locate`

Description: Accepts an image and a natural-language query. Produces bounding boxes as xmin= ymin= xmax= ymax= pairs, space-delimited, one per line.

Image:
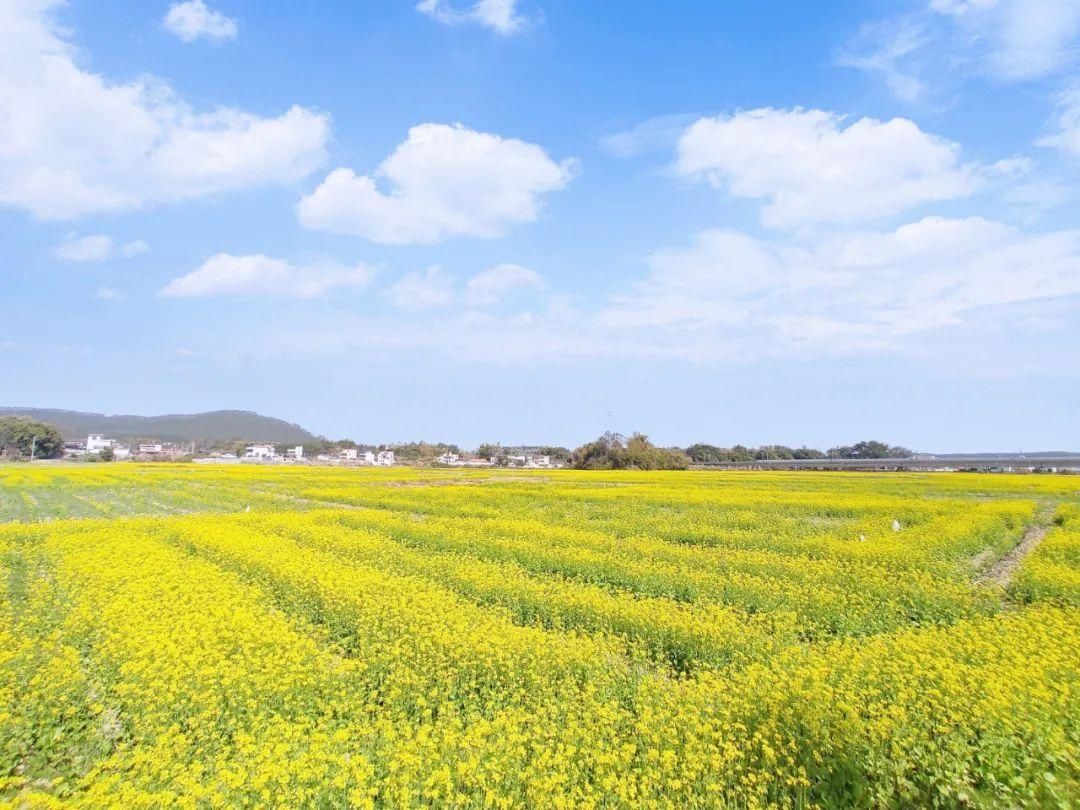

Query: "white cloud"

xmin=600 ymin=113 xmax=701 ymax=158
xmin=53 ymin=233 xmax=114 ymax=262
xmin=299 ymin=124 xmax=573 ymax=244
xmin=161 ymin=253 xmax=374 ymax=298
xmin=382 ymin=262 xmax=544 ymax=311
xmin=601 ymin=217 xmax=1080 ymax=354
xmin=836 ymin=20 xmax=930 ymax=103
xmin=228 ymin=215 xmax=1080 ymax=368
xmin=463 ymin=263 xmax=543 ymax=306
xmin=845 ymin=1 xmax=1080 ymax=99
xmin=52 ymin=233 xmax=149 ymax=262
xmin=0 ymin=1 xmax=329 ymax=220
xmin=120 ymin=239 xmax=150 ymax=258
xmin=384 ymin=265 xmax=457 ymax=311
xmin=675 ymin=108 xmax=978 ymax=229
xmin=416 ymin=0 xmax=525 ymax=35
xmin=164 ymin=0 xmax=238 ymax=43
xmin=1038 ymin=86 xmax=1080 ymax=157
xmin=931 ymin=0 xmax=1080 ymax=80
xmin=214 ymin=215 xmax=1080 ymax=372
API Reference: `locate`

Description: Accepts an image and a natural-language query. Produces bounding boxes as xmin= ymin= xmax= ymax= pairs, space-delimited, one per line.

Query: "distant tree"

xmin=390 ymin=442 xmax=461 ymax=462
xmin=0 ymin=416 xmax=64 ymax=460
xmin=392 ymin=443 xmax=422 ymax=460
xmin=754 ymin=445 xmax=795 ymax=461
xmin=685 ymin=443 xmax=724 ymax=463
xmin=852 ymin=441 xmax=891 ymax=458
xmin=99 ymin=446 xmax=115 ymax=462
xmin=792 ymin=446 xmax=827 ymax=459
xmin=572 ymin=432 xmax=622 ymax=470
xmin=571 ymin=432 xmax=688 ymax=471
xmin=828 ymin=441 xmax=908 ymax=459
xmin=307 ymin=439 xmax=337 ymax=457
xmin=477 ymin=443 xmax=502 ymax=459
xmin=537 ymin=445 xmax=571 ymax=463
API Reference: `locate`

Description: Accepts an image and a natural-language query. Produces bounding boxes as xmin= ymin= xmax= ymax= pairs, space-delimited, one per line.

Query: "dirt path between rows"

xmin=976 ymin=511 xmax=1053 ymax=588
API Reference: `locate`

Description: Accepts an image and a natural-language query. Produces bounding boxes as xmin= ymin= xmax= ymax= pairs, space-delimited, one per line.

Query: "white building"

xmin=113 ymin=445 xmax=132 ymax=460
xmin=86 ymin=434 xmax=114 ymax=453
xmin=361 ymin=451 xmax=376 ymax=465
xmin=244 ymin=444 xmax=277 ymax=460
xmin=376 ymin=450 xmax=395 ymax=466
xmin=340 ymin=448 xmax=358 ymax=461
xmin=438 ymin=452 xmax=491 ymax=467
xmin=285 ymin=446 xmax=304 ymax=460
xmin=139 ymin=443 xmax=163 ymax=455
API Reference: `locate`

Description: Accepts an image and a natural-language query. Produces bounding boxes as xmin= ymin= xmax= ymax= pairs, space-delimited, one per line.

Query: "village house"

xmin=86 ymin=434 xmax=114 ymax=453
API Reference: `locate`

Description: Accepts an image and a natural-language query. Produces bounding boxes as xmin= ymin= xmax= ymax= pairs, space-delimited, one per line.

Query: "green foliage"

xmin=828 ymin=441 xmax=913 ymax=459
xmin=754 ymin=445 xmax=795 ymax=461
xmin=572 ymin=432 xmax=689 ymax=471
xmin=0 ymin=416 xmax=64 ymax=460
xmin=686 ymin=444 xmax=773 ymax=462
xmin=391 ymin=441 xmax=461 ymax=461
xmin=537 ymin=446 xmax=572 ymax=463
xmin=687 ymin=442 xmax=911 ymax=464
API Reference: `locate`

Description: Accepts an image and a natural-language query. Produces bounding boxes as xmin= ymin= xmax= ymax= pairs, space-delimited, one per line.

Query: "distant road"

xmin=692 ymin=456 xmax=1080 ymax=471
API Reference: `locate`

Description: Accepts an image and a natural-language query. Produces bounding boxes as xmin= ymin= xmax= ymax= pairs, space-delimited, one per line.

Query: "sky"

xmin=2 ymin=0 xmax=1080 ymax=451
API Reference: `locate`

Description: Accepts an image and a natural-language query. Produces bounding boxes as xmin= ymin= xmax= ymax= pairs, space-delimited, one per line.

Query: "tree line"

xmin=0 ymin=414 xmax=916 ymax=471
xmin=684 ymin=440 xmax=914 ymax=464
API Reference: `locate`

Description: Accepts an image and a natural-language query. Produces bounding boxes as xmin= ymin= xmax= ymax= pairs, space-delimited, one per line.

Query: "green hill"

xmin=0 ymin=408 xmax=320 ymax=444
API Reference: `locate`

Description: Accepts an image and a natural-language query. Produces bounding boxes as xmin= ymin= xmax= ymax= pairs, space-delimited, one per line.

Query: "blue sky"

xmin=3 ymin=0 xmax=1079 ymax=451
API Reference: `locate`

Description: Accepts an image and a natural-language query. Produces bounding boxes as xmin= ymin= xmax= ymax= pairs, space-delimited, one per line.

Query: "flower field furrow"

xmin=162 ymin=518 xmax=640 ymax=705
xmin=310 ymin=508 xmax=1000 ymax=637
xmin=248 ymin=511 xmax=798 ymax=672
xmin=657 ymin=603 xmax=1080 ymax=807
xmin=27 ymin=520 xmax=385 ymax=806
xmin=300 ymin=480 xmax=1031 ymax=568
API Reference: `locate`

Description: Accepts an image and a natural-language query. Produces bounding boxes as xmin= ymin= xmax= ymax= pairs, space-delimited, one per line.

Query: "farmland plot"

xmin=1 ymin=465 xmax=1078 ymax=807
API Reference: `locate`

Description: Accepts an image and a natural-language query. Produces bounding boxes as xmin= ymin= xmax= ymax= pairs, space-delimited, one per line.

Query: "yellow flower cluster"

xmin=1 ymin=465 xmax=1078 ymax=807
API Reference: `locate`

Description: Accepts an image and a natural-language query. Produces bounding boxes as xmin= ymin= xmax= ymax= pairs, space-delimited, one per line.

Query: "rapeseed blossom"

xmin=1 ymin=466 xmax=1077 ymax=807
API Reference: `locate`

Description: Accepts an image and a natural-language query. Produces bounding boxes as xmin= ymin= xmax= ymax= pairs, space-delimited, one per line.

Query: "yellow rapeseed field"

xmin=1 ymin=465 xmax=1078 ymax=807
